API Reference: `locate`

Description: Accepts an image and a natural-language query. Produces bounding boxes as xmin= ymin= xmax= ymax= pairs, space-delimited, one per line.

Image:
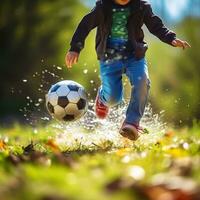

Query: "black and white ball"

xmin=46 ymin=80 xmax=88 ymax=121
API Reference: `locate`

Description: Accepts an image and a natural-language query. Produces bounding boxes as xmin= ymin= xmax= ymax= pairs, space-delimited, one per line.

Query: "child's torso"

xmin=105 ymin=3 xmax=133 ymax=61
xmin=110 ymin=6 xmax=130 ymax=40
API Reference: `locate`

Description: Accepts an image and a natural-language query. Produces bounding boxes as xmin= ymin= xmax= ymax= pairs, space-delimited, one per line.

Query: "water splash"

xmin=53 ymin=101 xmax=166 ymax=151
xmin=17 ymin=64 xmax=66 ymax=125
xmin=18 ymin=65 xmax=166 ymax=150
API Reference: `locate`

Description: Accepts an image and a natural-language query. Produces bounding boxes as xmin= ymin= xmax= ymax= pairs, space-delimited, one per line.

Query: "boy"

xmin=65 ymin=0 xmax=190 ymax=141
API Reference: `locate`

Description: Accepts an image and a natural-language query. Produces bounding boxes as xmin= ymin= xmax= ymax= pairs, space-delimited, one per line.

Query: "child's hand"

xmin=172 ymin=39 xmax=191 ymax=49
xmin=65 ymin=51 xmax=79 ymax=68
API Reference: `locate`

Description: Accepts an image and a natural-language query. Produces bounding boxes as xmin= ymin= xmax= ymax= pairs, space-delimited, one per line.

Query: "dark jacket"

xmin=69 ymin=0 xmax=176 ymax=60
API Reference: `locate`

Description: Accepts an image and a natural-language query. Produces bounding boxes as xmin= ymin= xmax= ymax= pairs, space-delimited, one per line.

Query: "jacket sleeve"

xmin=143 ymin=2 xmax=176 ymax=45
xmin=69 ymin=3 xmax=103 ymax=53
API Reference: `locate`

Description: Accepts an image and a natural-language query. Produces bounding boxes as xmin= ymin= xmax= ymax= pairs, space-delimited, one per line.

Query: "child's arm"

xmin=143 ymin=2 xmax=190 ymax=49
xmin=171 ymin=38 xmax=191 ymax=49
xmin=66 ymin=2 xmax=103 ymax=68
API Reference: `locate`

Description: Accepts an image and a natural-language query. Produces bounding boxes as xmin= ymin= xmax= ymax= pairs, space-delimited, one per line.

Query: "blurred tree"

xmin=0 ymin=0 xmax=86 ymax=121
xmin=173 ymin=18 xmax=200 ymax=124
xmin=148 ymin=17 xmax=200 ymax=126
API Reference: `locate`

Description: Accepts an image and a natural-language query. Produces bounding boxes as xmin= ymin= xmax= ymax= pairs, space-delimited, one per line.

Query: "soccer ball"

xmin=46 ymin=80 xmax=88 ymax=121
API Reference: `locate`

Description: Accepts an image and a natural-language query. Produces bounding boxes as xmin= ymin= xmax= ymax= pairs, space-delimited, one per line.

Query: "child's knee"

xmin=138 ymin=76 xmax=150 ymax=90
xmin=133 ymin=77 xmax=151 ymax=95
xmin=105 ymin=94 xmax=122 ymax=106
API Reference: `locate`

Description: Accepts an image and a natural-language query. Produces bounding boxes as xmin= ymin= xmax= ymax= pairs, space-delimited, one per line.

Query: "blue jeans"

xmin=99 ymin=38 xmax=150 ymax=125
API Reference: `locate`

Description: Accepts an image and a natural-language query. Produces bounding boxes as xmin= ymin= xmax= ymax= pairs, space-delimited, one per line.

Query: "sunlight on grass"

xmin=0 ymin=116 xmax=200 ymax=200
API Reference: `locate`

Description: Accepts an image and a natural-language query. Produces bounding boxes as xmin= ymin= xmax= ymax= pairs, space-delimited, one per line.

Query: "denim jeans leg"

xmin=99 ymin=60 xmax=124 ymax=107
xmin=125 ymin=58 xmax=151 ymax=125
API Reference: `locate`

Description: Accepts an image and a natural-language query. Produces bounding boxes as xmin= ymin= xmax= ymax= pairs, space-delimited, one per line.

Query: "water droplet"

xmin=127 ymin=166 xmax=145 ymax=180
xmin=83 ymin=69 xmax=88 ymax=74
xmin=4 ymin=137 xmax=9 ymax=143
xmin=57 ymin=66 xmax=62 ymax=70
xmin=121 ymin=155 xmax=131 ymax=163
xmin=41 ymin=117 xmax=50 ymax=121
xmin=183 ymin=142 xmax=189 ymax=150
xmin=141 ymin=152 xmax=147 ymax=158
xmin=38 ymin=98 xmax=43 ymax=102
xmin=33 ymin=129 xmax=38 ymax=134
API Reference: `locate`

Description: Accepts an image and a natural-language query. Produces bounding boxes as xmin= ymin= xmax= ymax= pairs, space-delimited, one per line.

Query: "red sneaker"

xmin=119 ymin=122 xmax=144 ymax=141
xmin=95 ymin=94 xmax=109 ymax=119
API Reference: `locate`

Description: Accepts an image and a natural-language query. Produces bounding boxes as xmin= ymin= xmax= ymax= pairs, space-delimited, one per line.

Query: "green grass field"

xmin=0 ymin=122 xmax=200 ymax=200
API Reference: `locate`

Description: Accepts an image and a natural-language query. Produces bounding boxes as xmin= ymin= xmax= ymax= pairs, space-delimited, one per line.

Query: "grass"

xmin=0 ymin=122 xmax=200 ymax=200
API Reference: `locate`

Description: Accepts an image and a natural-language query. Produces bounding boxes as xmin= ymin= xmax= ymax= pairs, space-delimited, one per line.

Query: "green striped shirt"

xmin=110 ymin=7 xmax=130 ymax=40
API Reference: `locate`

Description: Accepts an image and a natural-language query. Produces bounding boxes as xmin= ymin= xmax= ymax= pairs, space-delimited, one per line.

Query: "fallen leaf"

xmin=143 ymin=185 xmax=192 ymax=200
xmin=165 ymin=130 xmax=175 ymax=138
xmin=170 ymin=157 xmax=193 ymax=176
xmin=46 ymin=139 xmax=60 ymax=152
xmin=151 ymin=173 xmax=200 ymax=195
xmin=54 ymin=153 xmax=76 ymax=168
xmin=0 ymin=140 xmax=6 ymax=150
xmin=106 ymin=178 xmax=124 ymax=192
xmin=23 ymin=142 xmax=35 ymax=155
xmin=7 ymin=153 xmax=21 ymax=165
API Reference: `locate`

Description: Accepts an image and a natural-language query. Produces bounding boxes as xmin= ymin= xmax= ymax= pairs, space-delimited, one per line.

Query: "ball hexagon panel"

xmin=67 ymin=91 xmax=80 ymax=104
xmin=68 ymin=84 xmax=79 ymax=92
xmin=63 ymin=115 xmax=75 ymax=121
xmin=65 ymin=103 xmax=81 ymax=117
xmin=57 ymin=96 xmax=69 ymax=108
xmin=56 ymin=85 xmax=70 ymax=97
xmin=47 ymin=102 xmax=54 ymax=114
xmin=50 ymin=84 xmax=60 ymax=93
xmin=54 ymin=105 xmax=66 ymax=119
xmin=48 ymin=92 xmax=58 ymax=106
xmin=77 ymin=98 xmax=87 ymax=110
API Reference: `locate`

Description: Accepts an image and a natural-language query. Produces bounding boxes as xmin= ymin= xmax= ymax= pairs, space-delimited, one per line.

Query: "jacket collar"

xmin=130 ymin=0 xmax=142 ymax=12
